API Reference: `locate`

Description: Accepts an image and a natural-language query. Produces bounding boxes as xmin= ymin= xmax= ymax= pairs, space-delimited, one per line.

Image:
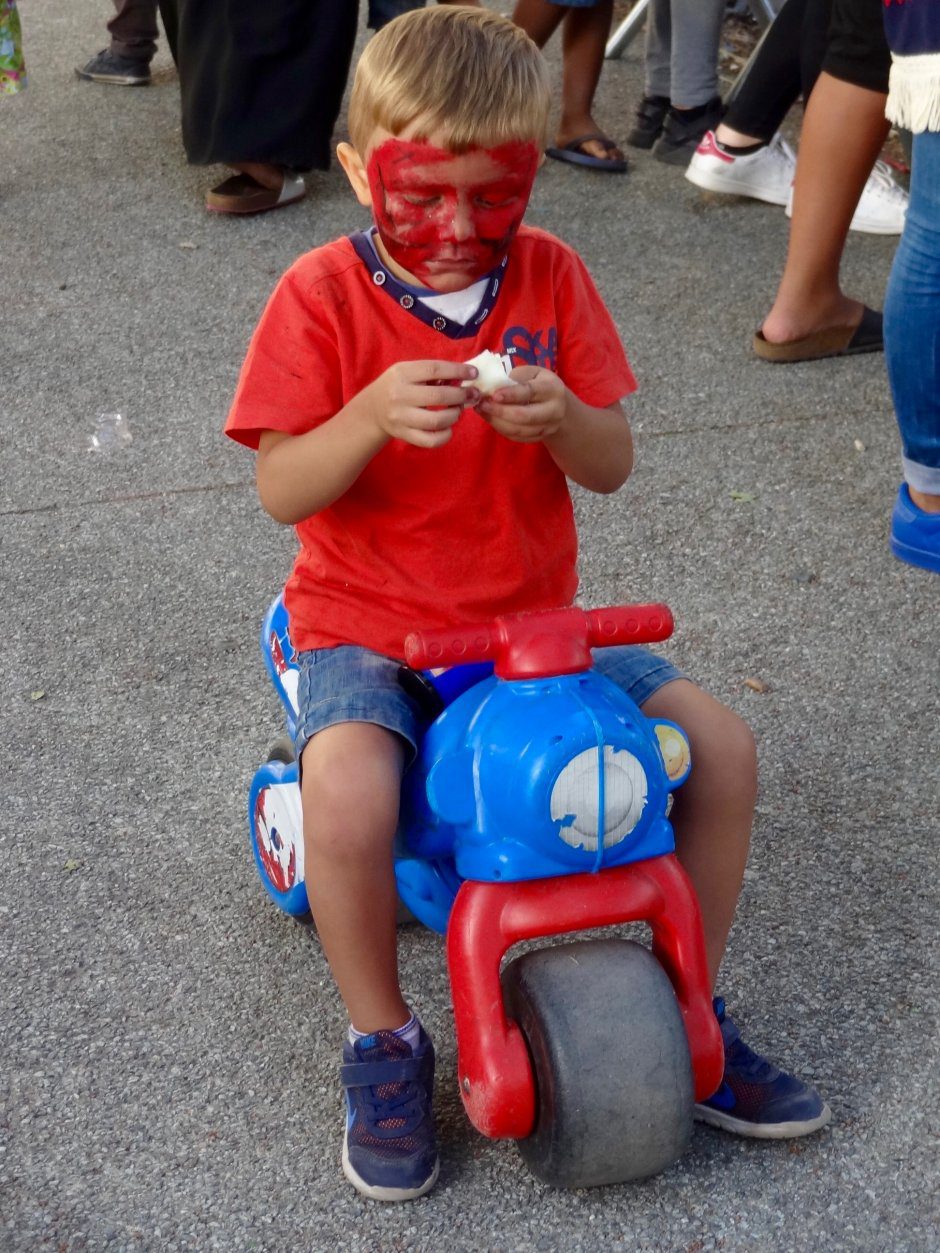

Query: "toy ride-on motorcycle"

xmin=248 ymin=597 xmax=723 ymax=1189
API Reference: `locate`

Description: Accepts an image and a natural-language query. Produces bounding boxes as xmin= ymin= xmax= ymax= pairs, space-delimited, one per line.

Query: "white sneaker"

xmin=685 ymin=130 xmax=796 ymax=206
xmin=785 ymin=160 xmax=908 ymax=235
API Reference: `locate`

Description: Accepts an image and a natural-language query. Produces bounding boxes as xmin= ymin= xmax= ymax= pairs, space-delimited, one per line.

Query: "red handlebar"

xmin=404 ymin=603 xmax=674 ymax=680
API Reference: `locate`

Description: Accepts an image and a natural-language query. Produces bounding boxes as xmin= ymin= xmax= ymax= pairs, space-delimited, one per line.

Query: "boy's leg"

xmin=640 ymin=679 xmax=755 ymax=988
xmin=640 ymin=678 xmax=829 ymax=1138
xmin=301 ymin=721 xmax=409 ymax=1032
xmin=301 ymin=720 xmax=438 ymax=1200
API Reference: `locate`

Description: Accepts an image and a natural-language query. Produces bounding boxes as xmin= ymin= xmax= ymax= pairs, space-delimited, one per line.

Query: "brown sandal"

xmin=205 ymin=171 xmax=306 ymax=215
xmin=753 ymin=306 xmax=883 ymax=363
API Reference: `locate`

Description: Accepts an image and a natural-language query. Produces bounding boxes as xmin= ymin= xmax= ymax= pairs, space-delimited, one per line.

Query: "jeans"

xmin=884 ymin=130 xmax=940 ymax=495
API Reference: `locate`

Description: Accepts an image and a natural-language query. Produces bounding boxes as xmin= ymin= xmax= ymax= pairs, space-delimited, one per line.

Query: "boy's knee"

xmin=693 ymin=706 xmax=758 ymax=800
xmin=301 ymin=725 xmax=403 ymax=859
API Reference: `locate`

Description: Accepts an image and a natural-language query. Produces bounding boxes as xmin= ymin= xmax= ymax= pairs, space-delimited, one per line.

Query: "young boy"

xmin=226 ymin=7 xmax=830 ymax=1203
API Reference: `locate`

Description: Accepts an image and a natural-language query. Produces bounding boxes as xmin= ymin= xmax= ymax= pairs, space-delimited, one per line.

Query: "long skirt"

xmin=158 ymin=0 xmax=359 ymax=171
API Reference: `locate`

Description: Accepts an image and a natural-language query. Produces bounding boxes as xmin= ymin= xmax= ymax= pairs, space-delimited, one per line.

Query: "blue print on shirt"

xmin=502 ymin=326 xmax=558 ymax=370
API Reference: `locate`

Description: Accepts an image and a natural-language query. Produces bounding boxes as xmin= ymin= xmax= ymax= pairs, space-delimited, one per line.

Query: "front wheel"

xmin=501 ymin=938 xmax=693 ymax=1188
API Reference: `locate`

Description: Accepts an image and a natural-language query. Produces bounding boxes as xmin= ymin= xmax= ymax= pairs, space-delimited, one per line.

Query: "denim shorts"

xmin=294 ymin=643 xmax=684 ymax=767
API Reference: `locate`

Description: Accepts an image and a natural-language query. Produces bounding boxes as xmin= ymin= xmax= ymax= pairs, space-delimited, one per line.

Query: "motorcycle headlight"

xmin=550 ymin=745 xmax=648 ymax=853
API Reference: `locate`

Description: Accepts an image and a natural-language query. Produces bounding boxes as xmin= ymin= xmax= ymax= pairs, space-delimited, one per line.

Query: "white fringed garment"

xmin=887 ymin=53 xmax=940 ymax=133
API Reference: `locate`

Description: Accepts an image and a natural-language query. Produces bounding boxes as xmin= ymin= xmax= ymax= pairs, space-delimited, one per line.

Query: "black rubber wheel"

xmin=266 ymin=734 xmax=296 ymax=765
xmin=502 ymin=938 xmax=693 ymax=1188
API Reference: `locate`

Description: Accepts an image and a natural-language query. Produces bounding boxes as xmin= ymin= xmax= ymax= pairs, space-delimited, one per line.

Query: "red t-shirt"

xmin=225 ymin=225 xmax=636 ymax=658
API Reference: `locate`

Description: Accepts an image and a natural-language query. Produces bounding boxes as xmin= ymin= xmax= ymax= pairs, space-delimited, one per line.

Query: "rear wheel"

xmin=501 ymin=938 xmax=693 ymax=1188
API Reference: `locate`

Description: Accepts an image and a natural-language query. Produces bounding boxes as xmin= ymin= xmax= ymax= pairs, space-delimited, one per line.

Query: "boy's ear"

xmin=337 ymin=142 xmax=373 ymax=209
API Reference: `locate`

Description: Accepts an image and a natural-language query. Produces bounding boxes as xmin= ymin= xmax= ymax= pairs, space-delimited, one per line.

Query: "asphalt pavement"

xmin=2 ymin=3 xmax=938 ymax=1251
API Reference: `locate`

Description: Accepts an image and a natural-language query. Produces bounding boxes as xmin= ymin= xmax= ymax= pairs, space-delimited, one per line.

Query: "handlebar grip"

xmin=585 ymin=604 xmax=674 ymax=648
xmin=405 ymin=624 xmax=495 ymax=671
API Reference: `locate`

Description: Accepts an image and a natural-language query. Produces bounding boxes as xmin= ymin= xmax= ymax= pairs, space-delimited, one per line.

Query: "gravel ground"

xmin=2 ymin=3 xmax=937 ymax=1251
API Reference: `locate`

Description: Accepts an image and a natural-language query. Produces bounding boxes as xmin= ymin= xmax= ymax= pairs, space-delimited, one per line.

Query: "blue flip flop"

xmin=545 ymin=133 xmax=628 ymax=174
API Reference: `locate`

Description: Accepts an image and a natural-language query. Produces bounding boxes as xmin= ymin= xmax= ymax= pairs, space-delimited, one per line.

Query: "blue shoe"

xmin=891 ymin=484 xmax=940 ymax=574
xmin=341 ymin=1026 xmax=438 ymax=1201
xmin=695 ymin=999 xmax=831 ymax=1139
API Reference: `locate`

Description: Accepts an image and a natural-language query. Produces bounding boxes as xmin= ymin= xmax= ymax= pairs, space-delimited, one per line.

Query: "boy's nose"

xmin=449 ymin=196 xmax=474 ymax=242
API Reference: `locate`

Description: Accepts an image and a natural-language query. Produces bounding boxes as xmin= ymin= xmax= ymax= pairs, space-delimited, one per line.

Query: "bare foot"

xmin=230 ymin=161 xmax=284 ymax=191
xmin=760 ymin=293 xmax=865 ymax=345
xmin=556 ymin=113 xmax=624 ymax=164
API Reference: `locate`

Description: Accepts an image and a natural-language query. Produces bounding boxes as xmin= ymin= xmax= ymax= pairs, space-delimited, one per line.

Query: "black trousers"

xmin=724 ymin=0 xmax=890 ymax=143
xmin=157 ymin=0 xmax=359 ymax=170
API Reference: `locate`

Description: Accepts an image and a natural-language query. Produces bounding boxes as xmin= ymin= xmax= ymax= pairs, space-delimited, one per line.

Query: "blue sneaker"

xmin=891 ymin=484 xmax=940 ymax=574
xmin=695 ymin=999 xmax=831 ymax=1139
xmin=341 ymin=1026 xmax=438 ymax=1201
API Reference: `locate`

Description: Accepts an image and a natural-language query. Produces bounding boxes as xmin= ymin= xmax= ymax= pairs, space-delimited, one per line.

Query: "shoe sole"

xmin=74 ymin=68 xmax=150 ymax=85
xmin=784 ymin=204 xmax=904 ymax=236
xmin=626 ymin=132 xmax=658 ymax=150
xmin=685 ymin=164 xmax=789 ymax=207
xmin=653 ymin=144 xmax=697 ymax=168
xmin=694 ymin=1101 xmax=832 ymax=1139
xmin=890 ymin=536 xmax=940 ymax=573
xmin=205 ymin=189 xmax=306 ymax=215
xmin=753 ymin=326 xmax=882 ymax=364
xmin=342 ymin=1135 xmax=439 ymax=1202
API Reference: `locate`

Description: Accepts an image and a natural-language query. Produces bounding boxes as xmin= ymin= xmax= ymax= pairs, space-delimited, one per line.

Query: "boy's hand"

xmin=367 ymin=360 xmax=480 ymax=449
xmin=478 ymin=365 xmax=567 ymax=444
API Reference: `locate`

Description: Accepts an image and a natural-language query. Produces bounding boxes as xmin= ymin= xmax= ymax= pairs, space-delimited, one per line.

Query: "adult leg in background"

xmin=759 ymin=70 xmax=888 ymax=344
xmin=884 ymin=132 xmax=940 ymax=571
xmin=650 ymin=0 xmax=727 ymax=165
xmin=108 ymin=0 xmax=159 ymax=63
xmin=885 ymin=132 xmax=940 ymax=511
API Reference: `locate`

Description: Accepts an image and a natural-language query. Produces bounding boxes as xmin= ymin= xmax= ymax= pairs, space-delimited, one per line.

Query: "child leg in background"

xmin=627 ymin=0 xmax=725 ymax=164
xmin=640 ymin=678 xmax=832 ymax=1138
xmin=514 ymin=0 xmax=626 ymax=171
xmin=884 ymin=130 xmax=940 ymax=573
xmin=297 ymin=648 xmax=438 ymax=1203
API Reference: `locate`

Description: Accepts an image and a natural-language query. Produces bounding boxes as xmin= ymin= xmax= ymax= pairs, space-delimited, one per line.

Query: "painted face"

xmin=367 ymin=138 xmax=539 ymax=291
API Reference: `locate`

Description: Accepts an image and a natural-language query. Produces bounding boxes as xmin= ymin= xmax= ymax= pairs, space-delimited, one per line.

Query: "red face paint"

xmin=367 ymin=138 xmax=539 ymax=291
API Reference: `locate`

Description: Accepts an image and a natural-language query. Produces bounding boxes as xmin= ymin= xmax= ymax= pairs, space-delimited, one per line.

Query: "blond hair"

xmin=348 ymin=6 xmax=550 ymax=154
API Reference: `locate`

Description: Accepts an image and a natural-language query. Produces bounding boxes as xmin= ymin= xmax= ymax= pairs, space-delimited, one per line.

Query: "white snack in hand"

xmin=462 ymin=350 xmax=513 ymax=397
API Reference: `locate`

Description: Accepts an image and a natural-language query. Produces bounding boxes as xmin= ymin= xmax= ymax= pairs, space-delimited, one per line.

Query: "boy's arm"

xmin=479 ymin=366 xmax=633 ymax=495
xmin=256 ymin=360 xmax=480 ymax=525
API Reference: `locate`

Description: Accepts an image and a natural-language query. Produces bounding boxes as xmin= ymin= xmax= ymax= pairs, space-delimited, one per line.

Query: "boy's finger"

xmin=408 ymin=360 xmax=479 ymax=383
xmin=420 ymin=385 xmax=478 ymax=409
xmin=406 ymin=406 xmax=463 ymax=431
xmin=489 ymin=380 xmax=536 ymax=406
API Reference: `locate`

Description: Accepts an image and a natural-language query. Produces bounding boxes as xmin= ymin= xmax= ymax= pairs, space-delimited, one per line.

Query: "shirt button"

xmin=372 ymin=270 xmax=386 ymax=286
xmin=433 ymin=316 xmax=447 ymax=331
xmin=400 ymin=294 xmax=414 ymax=309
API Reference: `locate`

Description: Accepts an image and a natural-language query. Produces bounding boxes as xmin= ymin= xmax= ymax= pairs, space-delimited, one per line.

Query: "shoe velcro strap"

xmin=341 ymin=1057 xmax=425 ymax=1089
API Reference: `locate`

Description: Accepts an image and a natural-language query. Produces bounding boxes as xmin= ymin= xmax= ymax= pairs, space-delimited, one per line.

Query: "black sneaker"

xmin=652 ymin=97 xmax=723 ymax=167
xmin=75 ymin=49 xmax=151 ymax=86
xmin=626 ymin=95 xmax=670 ymax=150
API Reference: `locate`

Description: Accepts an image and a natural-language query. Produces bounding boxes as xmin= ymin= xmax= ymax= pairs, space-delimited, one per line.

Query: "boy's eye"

xmin=476 ymin=194 xmax=517 ymax=209
xmin=401 ymin=193 xmax=441 ymax=207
